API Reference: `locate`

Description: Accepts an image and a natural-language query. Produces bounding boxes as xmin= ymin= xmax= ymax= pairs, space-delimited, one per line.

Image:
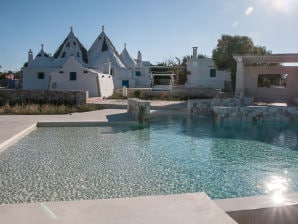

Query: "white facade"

xmin=49 ymin=57 xmax=114 ymax=98
xmin=22 ymin=26 xmax=151 ymax=95
xmin=185 ymin=47 xmax=231 ymax=89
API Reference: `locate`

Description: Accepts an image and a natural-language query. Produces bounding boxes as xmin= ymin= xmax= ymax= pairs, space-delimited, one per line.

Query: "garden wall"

xmin=213 ymin=106 xmax=298 ymax=124
xmin=115 ymin=86 xmax=219 ymax=98
xmin=0 ymin=89 xmax=87 ymax=106
xmin=188 ymin=97 xmax=298 ymax=124
xmin=187 ymin=97 xmax=254 ymax=114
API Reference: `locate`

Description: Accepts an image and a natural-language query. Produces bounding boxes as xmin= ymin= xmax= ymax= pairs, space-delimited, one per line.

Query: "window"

xmin=61 ymin=52 xmax=66 ymax=58
xmin=210 ymin=69 xmax=216 ymax=77
xmin=135 ymin=71 xmax=141 ymax=76
xmin=70 ymin=72 xmax=77 ymax=81
xmin=122 ymin=80 xmax=129 ymax=88
xmin=258 ymin=74 xmax=287 ymax=88
xmin=37 ymin=72 xmax=45 ymax=79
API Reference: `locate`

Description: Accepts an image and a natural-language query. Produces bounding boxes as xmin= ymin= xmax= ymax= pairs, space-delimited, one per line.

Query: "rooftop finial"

xmin=124 ymin=43 xmax=126 ymax=49
xmin=41 ymin=44 xmax=44 ymax=50
xmin=102 ymin=25 xmax=104 ymax=32
xmin=70 ymin=26 xmax=73 ymax=32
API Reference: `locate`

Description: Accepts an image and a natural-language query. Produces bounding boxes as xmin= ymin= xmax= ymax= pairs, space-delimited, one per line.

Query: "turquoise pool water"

xmin=0 ymin=114 xmax=298 ymax=204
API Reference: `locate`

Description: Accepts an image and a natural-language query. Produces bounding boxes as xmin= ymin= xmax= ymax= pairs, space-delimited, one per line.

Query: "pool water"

xmin=0 ymin=114 xmax=298 ymax=204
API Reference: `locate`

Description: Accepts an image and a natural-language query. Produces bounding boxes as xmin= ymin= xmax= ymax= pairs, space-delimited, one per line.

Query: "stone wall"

xmin=188 ymin=97 xmax=254 ymax=114
xmin=188 ymin=97 xmax=298 ymax=124
xmin=127 ymin=98 xmax=150 ymax=123
xmin=115 ymin=87 xmax=219 ymax=98
xmin=0 ymin=89 xmax=87 ymax=106
xmin=0 ymin=80 xmax=7 ymax=87
xmin=213 ymin=106 xmax=298 ymax=124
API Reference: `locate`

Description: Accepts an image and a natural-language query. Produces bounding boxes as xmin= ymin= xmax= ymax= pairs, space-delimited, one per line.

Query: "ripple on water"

xmin=0 ymin=115 xmax=298 ymax=204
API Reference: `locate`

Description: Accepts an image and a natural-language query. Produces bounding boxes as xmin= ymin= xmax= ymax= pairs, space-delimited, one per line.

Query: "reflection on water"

xmin=264 ymin=174 xmax=290 ymax=204
xmin=0 ymin=114 xmax=298 ymax=204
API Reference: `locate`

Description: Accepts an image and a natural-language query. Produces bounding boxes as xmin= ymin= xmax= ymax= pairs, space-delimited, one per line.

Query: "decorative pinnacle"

xmin=41 ymin=44 xmax=44 ymax=50
xmin=124 ymin=43 xmax=126 ymax=49
xmin=70 ymin=26 xmax=73 ymax=32
xmin=102 ymin=25 xmax=104 ymax=32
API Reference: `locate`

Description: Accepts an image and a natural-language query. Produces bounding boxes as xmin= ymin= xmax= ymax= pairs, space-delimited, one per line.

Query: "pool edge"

xmin=0 ymin=123 xmax=37 ymax=154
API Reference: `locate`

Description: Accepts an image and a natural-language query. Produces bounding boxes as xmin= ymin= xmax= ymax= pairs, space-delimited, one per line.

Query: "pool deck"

xmin=0 ymin=193 xmax=237 ymax=224
xmin=1 ymin=100 xmax=298 ymax=223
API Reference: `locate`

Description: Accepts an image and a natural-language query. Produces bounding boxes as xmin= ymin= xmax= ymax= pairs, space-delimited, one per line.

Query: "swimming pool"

xmin=1 ymin=114 xmax=298 ymax=204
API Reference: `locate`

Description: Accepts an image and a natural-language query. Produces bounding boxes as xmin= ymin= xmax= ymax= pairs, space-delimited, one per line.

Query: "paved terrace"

xmin=0 ymin=100 xmax=237 ymax=224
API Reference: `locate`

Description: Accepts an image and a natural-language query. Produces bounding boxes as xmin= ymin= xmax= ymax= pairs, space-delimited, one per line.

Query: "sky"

xmin=1 ymin=0 xmax=298 ymax=71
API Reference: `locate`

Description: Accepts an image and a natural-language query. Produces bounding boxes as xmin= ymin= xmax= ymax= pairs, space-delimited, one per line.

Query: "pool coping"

xmin=0 ymin=123 xmax=37 ymax=154
xmin=0 ymin=193 xmax=238 ymax=224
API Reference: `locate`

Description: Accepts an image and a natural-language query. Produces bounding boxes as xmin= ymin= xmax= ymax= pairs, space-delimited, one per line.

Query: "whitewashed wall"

xmin=49 ymin=57 xmax=114 ymax=97
xmin=98 ymin=74 xmax=114 ymax=98
xmin=185 ymin=58 xmax=230 ymax=88
xmin=22 ymin=67 xmax=56 ymax=90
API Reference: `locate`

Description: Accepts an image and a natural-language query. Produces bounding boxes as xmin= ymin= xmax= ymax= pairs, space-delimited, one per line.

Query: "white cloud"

xmin=232 ymin=21 xmax=239 ymax=27
xmin=245 ymin=6 xmax=254 ymax=16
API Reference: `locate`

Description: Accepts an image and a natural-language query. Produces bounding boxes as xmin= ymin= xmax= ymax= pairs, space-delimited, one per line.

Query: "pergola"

xmin=233 ymin=54 xmax=298 ymax=65
xmin=233 ymin=54 xmax=298 ymax=100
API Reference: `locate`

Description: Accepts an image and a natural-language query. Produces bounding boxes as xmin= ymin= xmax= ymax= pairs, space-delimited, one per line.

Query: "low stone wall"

xmin=0 ymin=89 xmax=87 ymax=106
xmin=0 ymin=80 xmax=7 ymax=87
xmin=115 ymin=87 xmax=219 ymax=98
xmin=127 ymin=98 xmax=150 ymax=123
xmin=188 ymin=97 xmax=298 ymax=124
xmin=213 ymin=106 xmax=298 ymax=124
xmin=188 ymin=97 xmax=254 ymax=114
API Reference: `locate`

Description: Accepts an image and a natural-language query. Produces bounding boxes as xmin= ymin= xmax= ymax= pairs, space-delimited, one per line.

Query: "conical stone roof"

xmin=53 ymin=27 xmax=88 ymax=67
xmin=88 ymin=26 xmax=125 ymax=68
xmin=120 ymin=43 xmax=136 ymax=68
xmin=30 ymin=44 xmax=53 ymax=67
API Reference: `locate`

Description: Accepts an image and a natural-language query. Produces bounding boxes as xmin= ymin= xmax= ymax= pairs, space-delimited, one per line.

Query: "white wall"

xmin=49 ymin=57 xmax=114 ymax=97
xmin=98 ymin=74 xmax=114 ymax=98
xmin=50 ymin=71 xmax=99 ymax=97
xmin=133 ymin=67 xmax=151 ymax=87
xmin=22 ymin=67 xmax=56 ymax=90
xmin=185 ymin=58 xmax=230 ymax=88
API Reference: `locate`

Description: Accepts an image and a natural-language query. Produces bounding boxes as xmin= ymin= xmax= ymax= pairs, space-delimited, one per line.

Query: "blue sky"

xmin=1 ymin=0 xmax=298 ymax=71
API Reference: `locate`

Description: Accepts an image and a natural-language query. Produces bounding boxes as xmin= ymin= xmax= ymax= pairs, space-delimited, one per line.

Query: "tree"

xmin=212 ymin=34 xmax=271 ymax=90
xmin=181 ymin=54 xmax=207 ymax=66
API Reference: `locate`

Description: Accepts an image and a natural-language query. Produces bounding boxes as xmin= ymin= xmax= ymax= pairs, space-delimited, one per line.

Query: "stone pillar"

xmin=234 ymin=56 xmax=244 ymax=98
xmin=127 ymin=98 xmax=150 ymax=123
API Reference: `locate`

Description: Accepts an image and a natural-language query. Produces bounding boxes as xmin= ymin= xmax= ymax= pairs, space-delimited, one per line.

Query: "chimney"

xmin=28 ymin=49 xmax=33 ymax=65
xmin=137 ymin=51 xmax=142 ymax=66
xmin=192 ymin=47 xmax=198 ymax=59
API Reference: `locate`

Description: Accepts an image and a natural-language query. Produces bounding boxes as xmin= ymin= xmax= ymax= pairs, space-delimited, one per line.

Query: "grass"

xmin=109 ymin=90 xmax=211 ymax=101
xmin=0 ymin=103 xmax=101 ymax=115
